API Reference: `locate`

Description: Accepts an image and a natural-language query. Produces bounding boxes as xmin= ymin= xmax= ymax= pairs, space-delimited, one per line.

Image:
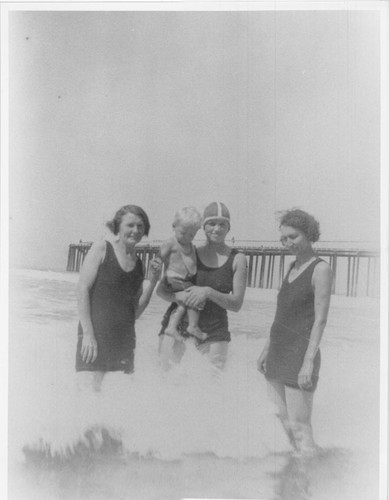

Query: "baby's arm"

xmin=156 ymin=239 xmax=177 ymax=301
xmin=157 ymin=238 xmax=175 ymax=265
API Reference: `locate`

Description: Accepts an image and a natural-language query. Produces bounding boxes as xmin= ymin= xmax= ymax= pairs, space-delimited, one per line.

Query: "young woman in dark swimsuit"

xmin=257 ymin=209 xmax=332 ymax=457
xmin=157 ymin=202 xmax=247 ymax=369
xmin=76 ymin=205 xmax=161 ymax=391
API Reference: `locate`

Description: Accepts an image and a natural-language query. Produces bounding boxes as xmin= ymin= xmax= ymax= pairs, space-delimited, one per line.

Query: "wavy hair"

xmin=106 ymin=205 xmax=151 ymax=236
xmin=277 ymin=208 xmax=320 ymax=243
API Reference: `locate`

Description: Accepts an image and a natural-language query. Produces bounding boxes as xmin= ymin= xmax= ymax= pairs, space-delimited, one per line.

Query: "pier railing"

xmin=67 ymin=242 xmax=379 ymax=297
xmin=66 ymin=241 xmax=94 ymax=275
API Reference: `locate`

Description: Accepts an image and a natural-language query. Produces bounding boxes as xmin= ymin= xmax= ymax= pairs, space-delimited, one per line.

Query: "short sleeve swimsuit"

xmin=76 ymin=241 xmax=144 ymax=374
xmin=265 ymin=258 xmax=323 ymax=392
xmin=159 ymin=248 xmax=238 ymax=343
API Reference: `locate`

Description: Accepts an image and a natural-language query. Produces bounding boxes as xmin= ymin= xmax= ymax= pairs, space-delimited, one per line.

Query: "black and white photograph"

xmin=2 ymin=1 xmax=387 ymax=499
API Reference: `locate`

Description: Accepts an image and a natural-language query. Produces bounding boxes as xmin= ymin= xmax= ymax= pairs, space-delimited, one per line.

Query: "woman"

xmin=76 ymin=204 xmax=161 ymax=391
xmin=257 ymin=209 xmax=332 ymax=456
xmin=157 ymin=202 xmax=247 ymax=369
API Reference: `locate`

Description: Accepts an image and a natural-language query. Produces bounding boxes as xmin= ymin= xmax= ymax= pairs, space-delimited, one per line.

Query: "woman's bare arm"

xmin=180 ymin=252 xmax=248 ymax=312
xmin=298 ymin=261 xmax=332 ymax=389
xmin=77 ymin=240 xmax=106 ymax=363
xmin=135 ymin=258 xmax=162 ymax=319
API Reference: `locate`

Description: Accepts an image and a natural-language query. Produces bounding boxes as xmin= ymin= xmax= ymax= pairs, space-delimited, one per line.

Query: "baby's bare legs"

xmin=186 ymin=308 xmax=207 ymax=340
xmin=164 ymin=305 xmax=185 ymax=341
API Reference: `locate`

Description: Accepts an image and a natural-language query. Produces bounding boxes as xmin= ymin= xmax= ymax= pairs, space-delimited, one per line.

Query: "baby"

xmin=157 ymin=207 xmax=207 ymax=342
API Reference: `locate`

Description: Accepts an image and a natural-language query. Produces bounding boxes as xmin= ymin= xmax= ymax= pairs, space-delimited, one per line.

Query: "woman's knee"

xmin=267 ymin=380 xmax=287 ymax=411
xmin=285 ymin=387 xmax=314 ymax=421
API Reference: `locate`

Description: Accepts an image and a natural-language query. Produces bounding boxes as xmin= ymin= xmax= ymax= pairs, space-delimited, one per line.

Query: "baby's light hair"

xmin=173 ymin=207 xmax=203 ymax=230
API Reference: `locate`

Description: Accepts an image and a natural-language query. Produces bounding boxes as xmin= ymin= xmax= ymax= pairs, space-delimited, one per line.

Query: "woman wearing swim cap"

xmin=157 ymin=202 xmax=247 ymax=369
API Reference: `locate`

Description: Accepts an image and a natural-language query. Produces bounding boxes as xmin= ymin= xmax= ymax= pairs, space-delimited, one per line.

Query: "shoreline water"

xmin=7 ymin=268 xmax=381 ymax=499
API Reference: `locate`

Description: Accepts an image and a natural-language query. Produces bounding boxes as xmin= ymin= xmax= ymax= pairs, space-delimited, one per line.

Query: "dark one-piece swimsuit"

xmin=76 ymin=241 xmax=144 ymax=374
xmin=265 ymin=258 xmax=323 ymax=392
xmin=159 ymin=248 xmax=238 ymax=343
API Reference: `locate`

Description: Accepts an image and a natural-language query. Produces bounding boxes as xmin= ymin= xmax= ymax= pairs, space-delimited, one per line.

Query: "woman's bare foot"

xmin=295 ymin=444 xmax=320 ymax=460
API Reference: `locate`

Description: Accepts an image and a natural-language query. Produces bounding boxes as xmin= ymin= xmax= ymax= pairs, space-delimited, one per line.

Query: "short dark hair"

xmin=106 ymin=205 xmax=151 ymax=236
xmin=278 ymin=209 xmax=320 ymax=243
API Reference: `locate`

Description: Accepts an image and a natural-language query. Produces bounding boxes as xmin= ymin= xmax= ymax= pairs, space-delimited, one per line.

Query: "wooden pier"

xmin=66 ymin=241 xmax=94 ymax=275
xmin=67 ymin=241 xmax=379 ymax=297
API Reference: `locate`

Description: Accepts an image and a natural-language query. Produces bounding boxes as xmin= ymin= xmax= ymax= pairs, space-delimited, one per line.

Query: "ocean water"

xmin=8 ymin=269 xmax=381 ymax=500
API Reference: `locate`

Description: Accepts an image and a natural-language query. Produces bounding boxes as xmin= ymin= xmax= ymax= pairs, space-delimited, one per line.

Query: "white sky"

xmin=6 ymin=6 xmax=382 ymax=270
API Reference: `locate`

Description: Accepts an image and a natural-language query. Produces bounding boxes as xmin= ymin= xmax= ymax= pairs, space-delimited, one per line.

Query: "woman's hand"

xmin=257 ymin=340 xmax=270 ymax=374
xmin=179 ymin=286 xmax=210 ymax=309
xmin=174 ymin=290 xmax=188 ymax=305
xmin=81 ymin=333 xmax=98 ymax=364
xmin=298 ymin=360 xmax=314 ymax=390
xmin=257 ymin=350 xmax=268 ymax=374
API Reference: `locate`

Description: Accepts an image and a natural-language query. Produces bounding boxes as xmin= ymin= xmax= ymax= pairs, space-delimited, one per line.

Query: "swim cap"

xmin=203 ymin=202 xmax=230 ymax=228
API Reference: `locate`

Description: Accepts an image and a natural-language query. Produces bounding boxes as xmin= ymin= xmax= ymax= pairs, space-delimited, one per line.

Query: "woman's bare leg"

xmin=77 ymin=371 xmax=105 ymax=392
xmin=267 ymin=380 xmax=298 ymax=450
xmin=197 ymin=341 xmax=228 ymax=370
xmin=158 ymin=335 xmax=186 ymax=366
xmin=285 ymin=386 xmax=316 ymax=456
xmin=209 ymin=341 xmax=228 ymax=369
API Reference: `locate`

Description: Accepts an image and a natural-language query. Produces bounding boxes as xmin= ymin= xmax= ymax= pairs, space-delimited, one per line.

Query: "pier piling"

xmin=66 ymin=242 xmax=379 ymax=297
